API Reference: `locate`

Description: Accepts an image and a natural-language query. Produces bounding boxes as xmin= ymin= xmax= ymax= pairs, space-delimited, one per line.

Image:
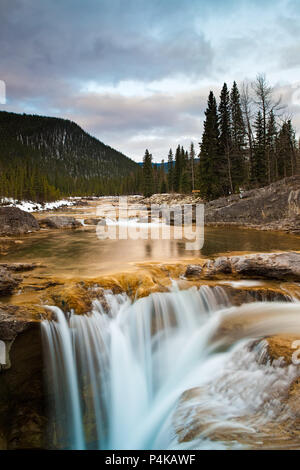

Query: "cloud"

xmin=0 ymin=0 xmax=299 ymax=161
xmin=58 ymin=88 xmax=208 ymax=159
xmin=0 ymin=0 xmax=213 ymax=89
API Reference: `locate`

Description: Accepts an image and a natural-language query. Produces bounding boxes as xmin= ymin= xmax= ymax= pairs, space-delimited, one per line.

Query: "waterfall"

xmin=41 ymin=284 xmax=300 ymax=450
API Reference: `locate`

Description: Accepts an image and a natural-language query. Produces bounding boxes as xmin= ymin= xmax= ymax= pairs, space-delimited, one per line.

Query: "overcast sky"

xmin=1 ymin=0 xmax=300 ymax=162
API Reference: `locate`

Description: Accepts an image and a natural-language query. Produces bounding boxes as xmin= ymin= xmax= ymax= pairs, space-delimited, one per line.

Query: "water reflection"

xmin=0 ymin=226 xmax=299 ymax=277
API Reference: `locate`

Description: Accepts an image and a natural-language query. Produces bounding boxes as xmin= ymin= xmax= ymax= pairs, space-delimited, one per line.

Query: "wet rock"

xmin=0 ymin=267 xmax=21 ymax=295
xmin=0 ymin=306 xmax=36 ymax=342
xmin=39 ymin=216 xmax=81 ymax=229
xmin=0 ymin=207 xmax=40 ymax=236
xmin=231 ymin=252 xmax=300 ymax=280
xmin=220 ymin=286 xmax=291 ymax=307
xmin=185 ymin=252 xmax=300 ymax=281
xmin=205 ymin=176 xmax=300 ymax=232
xmin=0 ymin=263 xmax=38 ymax=273
xmin=185 ymin=265 xmax=203 ymax=277
xmin=84 ymin=217 xmax=102 ymax=225
xmin=0 ymin=320 xmax=46 ymax=449
xmin=140 ymin=193 xmax=202 ymax=206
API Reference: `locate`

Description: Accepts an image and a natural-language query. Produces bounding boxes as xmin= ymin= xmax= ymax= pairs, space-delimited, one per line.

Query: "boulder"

xmin=205 ymin=176 xmax=300 ymax=232
xmin=0 ymin=306 xmax=32 ymax=342
xmin=0 ymin=267 xmax=21 ymax=295
xmin=231 ymin=252 xmax=300 ymax=280
xmin=84 ymin=217 xmax=104 ymax=225
xmin=39 ymin=216 xmax=81 ymax=229
xmin=0 ymin=207 xmax=40 ymax=236
xmin=185 ymin=265 xmax=203 ymax=277
xmin=0 ymin=263 xmax=38 ymax=273
xmin=0 ymin=314 xmax=46 ymax=449
xmin=185 ymin=252 xmax=300 ymax=281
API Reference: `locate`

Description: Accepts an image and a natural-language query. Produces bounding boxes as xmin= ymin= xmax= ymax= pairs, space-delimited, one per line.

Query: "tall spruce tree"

xmin=276 ymin=120 xmax=297 ymax=178
xmin=142 ymin=149 xmax=154 ymax=197
xmin=189 ymin=142 xmax=195 ymax=191
xmin=266 ymin=110 xmax=277 ymax=183
xmin=198 ymin=91 xmax=221 ymax=200
xmin=174 ymin=145 xmax=182 ymax=192
xmin=230 ymin=81 xmax=246 ymax=191
xmin=253 ymin=111 xmax=267 ymax=186
xmin=167 ymin=148 xmax=174 ymax=192
xmin=219 ymin=83 xmax=233 ymax=194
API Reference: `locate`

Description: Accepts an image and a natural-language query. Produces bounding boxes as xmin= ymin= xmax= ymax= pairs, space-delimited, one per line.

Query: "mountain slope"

xmin=0 ymin=111 xmax=138 ymax=200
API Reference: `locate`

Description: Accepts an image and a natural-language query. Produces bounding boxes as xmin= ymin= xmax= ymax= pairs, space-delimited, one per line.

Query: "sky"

xmin=0 ymin=0 xmax=300 ymax=162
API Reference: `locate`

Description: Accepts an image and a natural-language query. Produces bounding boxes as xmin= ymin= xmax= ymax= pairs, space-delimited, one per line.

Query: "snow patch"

xmin=0 ymin=197 xmax=77 ymax=213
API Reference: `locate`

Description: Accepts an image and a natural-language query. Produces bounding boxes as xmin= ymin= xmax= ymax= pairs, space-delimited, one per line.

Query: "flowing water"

xmin=42 ymin=284 xmax=300 ymax=450
xmin=2 ymin=225 xmax=300 ymax=277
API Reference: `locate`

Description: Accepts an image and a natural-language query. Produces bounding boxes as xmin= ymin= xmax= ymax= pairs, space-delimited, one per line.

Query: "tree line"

xmin=0 ymin=111 xmax=138 ymax=202
xmin=0 ymin=77 xmax=298 ymax=203
xmin=142 ymin=75 xmax=299 ymax=199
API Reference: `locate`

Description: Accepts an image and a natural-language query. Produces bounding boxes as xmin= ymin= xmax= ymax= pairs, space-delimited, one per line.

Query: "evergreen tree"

xmin=253 ymin=111 xmax=267 ymax=185
xmin=167 ymin=149 xmax=174 ymax=192
xmin=142 ymin=149 xmax=154 ymax=197
xmin=219 ymin=83 xmax=233 ymax=194
xmin=266 ymin=110 xmax=277 ymax=182
xmin=230 ymin=81 xmax=246 ymax=190
xmin=189 ymin=142 xmax=195 ymax=191
xmin=159 ymin=160 xmax=167 ymax=193
xmin=198 ymin=91 xmax=221 ymax=200
xmin=174 ymin=145 xmax=182 ymax=192
xmin=276 ymin=120 xmax=297 ymax=178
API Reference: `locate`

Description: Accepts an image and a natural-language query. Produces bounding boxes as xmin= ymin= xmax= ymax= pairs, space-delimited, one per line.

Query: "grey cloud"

xmin=0 ymin=0 xmax=214 ymax=101
xmin=59 ymin=90 xmax=207 ymax=132
xmin=1 ymin=0 xmax=300 ymax=161
xmin=55 ymin=88 xmax=207 ymax=159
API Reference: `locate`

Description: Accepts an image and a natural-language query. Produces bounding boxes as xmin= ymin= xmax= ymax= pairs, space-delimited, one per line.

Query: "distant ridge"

xmin=0 ymin=111 xmax=138 ymax=200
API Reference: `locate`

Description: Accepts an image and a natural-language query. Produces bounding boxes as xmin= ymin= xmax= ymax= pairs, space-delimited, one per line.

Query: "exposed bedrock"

xmin=205 ymin=175 xmax=300 ymax=233
xmin=0 ymin=267 xmax=21 ymax=296
xmin=39 ymin=216 xmax=81 ymax=229
xmin=0 ymin=263 xmax=41 ymax=296
xmin=0 ymin=313 xmax=46 ymax=449
xmin=185 ymin=252 xmax=300 ymax=282
xmin=0 ymin=207 xmax=40 ymax=236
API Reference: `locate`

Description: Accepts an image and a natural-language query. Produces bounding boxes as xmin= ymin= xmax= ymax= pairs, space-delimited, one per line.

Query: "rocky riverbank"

xmin=0 ymin=253 xmax=299 ymax=449
xmin=141 ymin=176 xmax=300 ymax=234
xmin=0 ymin=180 xmax=299 ymax=449
xmin=185 ymin=251 xmax=300 ymax=281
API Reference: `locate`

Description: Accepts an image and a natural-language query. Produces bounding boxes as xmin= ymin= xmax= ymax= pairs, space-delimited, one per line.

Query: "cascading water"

xmin=41 ymin=284 xmax=300 ymax=450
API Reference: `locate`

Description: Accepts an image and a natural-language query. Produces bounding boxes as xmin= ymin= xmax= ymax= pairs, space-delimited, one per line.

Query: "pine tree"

xmin=219 ymin=83 xmax=233 ymax=194
xmin=167 ymin=149 xmax=174 ymax=192
xmin=142 ymin=149 xmax=154 ymax=197
xmin=253 ymin=111 xmax=267 ymax=186
xmin=174 ymin=145 xmax=182 ymax=192
xmin=159 ymin=160 xmax=167 ymax=193
xmin=198 ymin=91 xmax=221 ymax=200
xmin=230 ymin=81 xmax=246 ymax=191
xmin=276 ymin=120 xmax=297 ymax=178
xmin=189 ymin=142 xmax=195 ymax=191
xmin=266 ymin=110 xmax=277 ymax=182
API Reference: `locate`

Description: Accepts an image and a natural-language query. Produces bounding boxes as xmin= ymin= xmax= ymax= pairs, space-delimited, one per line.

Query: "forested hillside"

xmin=0 ymin=111 xmax=138 ymax=201
xmin=141 ymin=75 xmax=300 ymax=199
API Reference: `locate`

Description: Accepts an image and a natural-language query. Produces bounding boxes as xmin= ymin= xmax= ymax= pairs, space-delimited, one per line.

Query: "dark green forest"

xmin=0 ymin=111 xmax=139 ymax=201
xmin=0 ymin=75 xmax=299 ymax=203
xmin=142 ymin=75 xmax=300 ymax=199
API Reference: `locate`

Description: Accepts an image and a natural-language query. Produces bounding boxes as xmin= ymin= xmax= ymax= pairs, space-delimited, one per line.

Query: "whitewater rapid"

xmin=41 ymin=284 xmax=300 ymax=450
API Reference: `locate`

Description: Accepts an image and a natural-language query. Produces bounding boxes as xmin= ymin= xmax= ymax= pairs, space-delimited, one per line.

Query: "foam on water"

xmin=41 ymin=284 xmax=300 ymax=449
